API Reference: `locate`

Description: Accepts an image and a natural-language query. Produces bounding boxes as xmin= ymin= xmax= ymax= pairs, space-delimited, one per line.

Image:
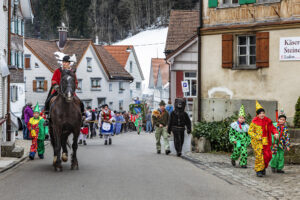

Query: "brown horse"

xmin=48 ymin=69 xmax=81 ymax=171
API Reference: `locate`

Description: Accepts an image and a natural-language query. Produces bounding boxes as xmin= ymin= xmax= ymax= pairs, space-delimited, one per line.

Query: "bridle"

xmin=59 ymin=73 xmax=75 ymax=102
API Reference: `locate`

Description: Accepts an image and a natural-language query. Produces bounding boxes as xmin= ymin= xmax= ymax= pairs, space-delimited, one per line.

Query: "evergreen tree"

xmin=294 ymin=97 xmax=300 ymax=128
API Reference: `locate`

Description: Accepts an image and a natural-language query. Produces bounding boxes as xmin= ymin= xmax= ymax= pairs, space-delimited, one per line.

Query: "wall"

xmin=124 ymin=51 xmax=143 ymax=99
xmin=24 ymin=46 xmax=52 ymax=106
xmin=201 ymin=28 xmax=300 ymax=123
xmin=10 ymin=83 xmax=25 ymax=117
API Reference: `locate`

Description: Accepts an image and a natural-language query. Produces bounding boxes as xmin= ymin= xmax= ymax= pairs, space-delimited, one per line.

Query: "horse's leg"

xmin=53 ymin=126 xmax=63 ymax=171
xmin=61 ymin=132 xmax=68 ymax=162
xmin=71 ymin=130 xmax=80 ymax=170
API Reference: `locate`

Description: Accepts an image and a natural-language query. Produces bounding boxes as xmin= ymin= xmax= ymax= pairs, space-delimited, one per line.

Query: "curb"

xmin=0 ymin=156 xmax=28 ymax=174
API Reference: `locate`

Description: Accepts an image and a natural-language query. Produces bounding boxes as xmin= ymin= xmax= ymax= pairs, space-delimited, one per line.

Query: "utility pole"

xmin=197 ymin=0 xmax=203 ymax=122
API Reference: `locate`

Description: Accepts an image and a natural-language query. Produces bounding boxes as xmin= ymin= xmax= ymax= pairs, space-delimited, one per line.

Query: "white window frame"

xmin=237 ymin=35 xmax=256 ymax=69
xmin=87 ymin=57 xmax=92 ymax=72
xmin=36 ymin=77 xmax=45 ymax=93
xmin=91 ymin=78 xmax=101 ymax=91
xmin=109 ymin=83 xmax=112 ymax=92
xmin=77 ymin=79 xmax=83 ymax=93
xmin=184 ymin=72 xmax=197 ymax=98
xmin=136 ymin=82 xmax=141 ymax=90
xmin=10 ymin=85 xmax=18 ymax=102
xmin=119 ymin=82 xmax=124 ymax=93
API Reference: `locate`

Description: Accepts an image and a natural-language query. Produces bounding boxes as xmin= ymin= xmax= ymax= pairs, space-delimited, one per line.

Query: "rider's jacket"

xmin=51 ymin=68 xmax=78 ymax=94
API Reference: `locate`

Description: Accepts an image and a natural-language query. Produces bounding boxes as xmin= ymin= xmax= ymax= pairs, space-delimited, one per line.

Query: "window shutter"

xmin=222 ymin=34 xmax=233 ymax=68
xmin=209 ymin=0 xmax=218 ymax=8
xmin=240 ymin=0 xmax=256 ymax=5
xmin=256 ymin=32 xmax=269 ymax=68
xmin=176 ymin=71 xmax=184 ymax=98
xmin=25 ymin=57 xmax=30 ymax=69
xmin=44 ymin=80 xmax=48 ymax=91
xmin=33 ymin=80 xmax=37 ymax=92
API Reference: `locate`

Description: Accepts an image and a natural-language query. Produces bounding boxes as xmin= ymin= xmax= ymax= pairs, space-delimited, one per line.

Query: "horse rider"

xmin=44 ymin=55 xmax=85 ymax=125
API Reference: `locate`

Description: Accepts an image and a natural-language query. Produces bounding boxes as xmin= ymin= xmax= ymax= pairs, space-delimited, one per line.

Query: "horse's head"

xmin=60 ymin=69 xmax=76 ymax=102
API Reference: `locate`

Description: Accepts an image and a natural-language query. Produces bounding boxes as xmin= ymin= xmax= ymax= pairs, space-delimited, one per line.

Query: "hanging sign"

xmin=280 ymin=37 xmax=300 ymax=61
xmin=181 ymin=81 xmax=189 ymax=93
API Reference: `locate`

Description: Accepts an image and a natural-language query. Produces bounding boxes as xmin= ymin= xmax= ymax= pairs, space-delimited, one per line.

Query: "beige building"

xmin=166 ymin=0 xmax=300 ymax=123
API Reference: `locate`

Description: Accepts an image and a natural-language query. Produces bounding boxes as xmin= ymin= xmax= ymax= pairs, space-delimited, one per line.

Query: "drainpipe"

xmin=6 ymin=0 xmax=12 ymax=141
xmin=197 ymin=0 xmax=203 ymax=122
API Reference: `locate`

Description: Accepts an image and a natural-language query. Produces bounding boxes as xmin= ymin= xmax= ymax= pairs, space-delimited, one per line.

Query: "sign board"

xmin=280 ymin=37 xmax=300 ymax=61
xmin=181 ymin=81 xmax=189 ymax=93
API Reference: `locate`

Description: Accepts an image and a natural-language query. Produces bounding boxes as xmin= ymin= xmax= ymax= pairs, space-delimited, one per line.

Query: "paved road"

xmin=0 ymin=132 xmax=263 ymax=200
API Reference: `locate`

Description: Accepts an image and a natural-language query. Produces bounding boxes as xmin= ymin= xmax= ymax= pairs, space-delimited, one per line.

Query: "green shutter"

xmin=239 ymin=0 xmax=256 ymax=5
xmin=209 ymin=0 xmax=218 ymax=8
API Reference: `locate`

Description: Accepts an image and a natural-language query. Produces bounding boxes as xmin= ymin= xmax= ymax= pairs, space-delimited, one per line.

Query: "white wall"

xmin=24 ymin=46 xmax=52 ymax=106
xmin=124 ymin=51 xmax=143 ymax=99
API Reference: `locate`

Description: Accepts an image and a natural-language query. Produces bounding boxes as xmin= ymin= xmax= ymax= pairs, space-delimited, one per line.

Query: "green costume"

xmin=270 ymin=122 xmax=290 ymax=171
xmin=134 ymin=115 xmax=143 ymax=134
xmin=229 ymin=105 xmax=250 ymax=166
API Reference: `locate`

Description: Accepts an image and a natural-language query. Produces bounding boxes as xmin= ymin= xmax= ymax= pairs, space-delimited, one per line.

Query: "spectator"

xmin=166 ymin=99 xmax=174 ymax=114
xmin=146 ymin=111 xmax=152 ymax=133
xmin=24 ymin=102 xmax=33 ymax=140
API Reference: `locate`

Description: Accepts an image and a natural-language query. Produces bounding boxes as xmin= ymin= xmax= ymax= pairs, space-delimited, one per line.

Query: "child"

xmin=248 ymin=101 xmax=279 ymax=177
xmin=135 ymin=113 xmax=143 ymax=135
xmin=115 ymin=112 xmax=124 ymax=135
xmin=229 ymin=105 xmax=250 ymax=168
xmin=27 ymin=103 xmax=47 ymax=160
xmin=78 ymin=121 xmax=89 ymax=145
xmin=270 ymin=110 xmax=290 ymax=173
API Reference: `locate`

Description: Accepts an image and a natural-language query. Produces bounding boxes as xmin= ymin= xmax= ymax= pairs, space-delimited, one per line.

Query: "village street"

xmin=0 ymin=132 xmax=262 ymax=200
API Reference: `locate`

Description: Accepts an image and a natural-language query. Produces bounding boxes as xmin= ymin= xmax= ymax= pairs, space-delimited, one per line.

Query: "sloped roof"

xmin=103 ymin=45 xmax=133 ymax=67
xmin=94 ymin=45 xmax=133 ymax=80
xmin=151 ymin=58 xmax=169 ymax=87
xmin=25 ymin=38 xmax=91 ymax=72
xmin=165 ymin=10 xmax=199 ymax=53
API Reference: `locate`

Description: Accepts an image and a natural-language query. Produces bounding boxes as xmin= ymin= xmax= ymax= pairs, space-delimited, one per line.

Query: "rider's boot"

xmin=44 ymin=111 xmax=50 ymax=126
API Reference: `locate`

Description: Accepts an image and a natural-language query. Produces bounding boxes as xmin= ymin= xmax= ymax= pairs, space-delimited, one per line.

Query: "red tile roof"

xmin=103 ymin=45 xmax=133 ymax=68
xmin=25 ymin=38 xmax=91 ymax=72
xmin=94 ymin=45 xmax=133 ymax=80
xmin=165 ymin=10 xmax=199 ymax=53
xmin=151 ymin=58 xmax=169 ymax=87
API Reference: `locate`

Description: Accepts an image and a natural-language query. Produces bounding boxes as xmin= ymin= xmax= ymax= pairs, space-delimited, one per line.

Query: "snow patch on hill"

xmin=114 ymin=27 xmax=168 ymax=94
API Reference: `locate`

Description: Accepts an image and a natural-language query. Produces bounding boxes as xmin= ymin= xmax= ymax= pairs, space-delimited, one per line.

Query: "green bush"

xmin=192 ymin=113 xmax=252 ymax=152
xmin=294 ymin=97 xmax=300 ymax=128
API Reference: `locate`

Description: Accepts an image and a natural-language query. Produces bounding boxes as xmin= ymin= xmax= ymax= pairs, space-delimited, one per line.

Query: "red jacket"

xmin=51 ymin=68 xmax=78 ymax=94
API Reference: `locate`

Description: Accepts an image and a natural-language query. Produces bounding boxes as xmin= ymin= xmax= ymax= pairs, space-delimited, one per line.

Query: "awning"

xmin=0 ymin=55 xmax=10 ymax=77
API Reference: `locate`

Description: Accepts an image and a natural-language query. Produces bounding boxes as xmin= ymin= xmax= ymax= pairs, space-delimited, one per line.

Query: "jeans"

xmin=22 ymin=120 xmax=29 ymax=140
xmin=146 ymin=121 xmax=152 ymax=132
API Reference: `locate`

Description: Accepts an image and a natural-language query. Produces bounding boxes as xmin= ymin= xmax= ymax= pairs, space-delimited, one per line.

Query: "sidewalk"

xmin=0 ymin=139 xmax=31 ymax=173
xmin=183 ymin=152 xmax=300 ymax=200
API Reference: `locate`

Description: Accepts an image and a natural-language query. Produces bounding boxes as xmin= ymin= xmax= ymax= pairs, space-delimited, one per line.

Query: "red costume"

xmin=51 ymin=68 xmax=78 ymax=93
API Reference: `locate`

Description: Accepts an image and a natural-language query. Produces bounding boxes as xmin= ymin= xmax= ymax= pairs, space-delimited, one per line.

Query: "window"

xmin=119 ymin=100 xmax=123 ymax=111
xmin=91 ymin=78 xmax=101 ymax=90
xmin=21 ymin=20 xmax=24 ymax=36
xmin=136 ymin=82 xmax=141 ymax=90
xmin=223 ymin=0 xmax=238 ymax=4
xmin=130 ymin=61 xmax=133 ymax=73
xmin=18 ymin=52 xmax=22 ymax=68
xmin=184 ymin=72 xmax=197 ymax=98
xmin=25 ymin=54 xmax=31 ymax=69
xmin=109 ymin=83 xmax=112 ymax=92
xmin=36 ymin=77 xmax=45 ymax=92
xmin=21 ymin=53 xmax=24 ymax=68
xmin=14 ymin=18 xmax=18 ymax=34
xmin=3 ymin=0 xmax=8 ymax=11
xmin=237 ymin=35 xmax=256 ymax=67
xmin=87 ymin=57 xmax=92 ymax=72
xmin=119 ymin=82 xmax=124 ymax=93
xmin=109 ymin=102 xmax=113 ymax=107
xmin=10 ymin=85 xmax=18 ymax=102
xmin=11 ymin=19 xmax=14 ymax=33
xmin=77 ymin=79 xmax=83 ymax=93
xmin=130 ymin=90 xmax=133 ymax=98
xmin=82 ymin=100 xmax=92 ymax=108
xmin=10 ymin=51 xmax=15 ymax=66
xmin=35 ymin=63 xmax=39 ymax=68
xmin=18 ymin=19 xmax=21 ymax=35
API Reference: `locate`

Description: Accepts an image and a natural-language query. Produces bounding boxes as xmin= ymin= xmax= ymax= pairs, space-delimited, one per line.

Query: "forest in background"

xmin=26 ymin=0 xmax=198 ymax=43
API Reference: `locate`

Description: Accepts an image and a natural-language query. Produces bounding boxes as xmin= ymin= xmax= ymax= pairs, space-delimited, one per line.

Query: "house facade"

xmin=24 ymin=29 xmax=133 ymax=112
xmin=165 ymin=10 xmax=199 ymax=111
xmin=148 ymin=58 xmax=169 ymax=109
xmin=198 ymin=0 xmax=300 ymax=122
xmin=104 ymin=46 xmax=144 ymax=100
xmin=0 ymin=0 xmax=10 ymax=147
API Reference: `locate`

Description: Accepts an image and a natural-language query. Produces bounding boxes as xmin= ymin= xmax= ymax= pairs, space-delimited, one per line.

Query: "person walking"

xmin=24 ymin=102 xmax=33 ymax=140
xmin=146 ymin=111 xmax=152 ymax=133
xmin=123 ymin=111 xmax=129 ymax=133
xmin=166 ymin=99 xmax=174 ymax=114
xmin=152 ymin=100 xmax=171 ymax=155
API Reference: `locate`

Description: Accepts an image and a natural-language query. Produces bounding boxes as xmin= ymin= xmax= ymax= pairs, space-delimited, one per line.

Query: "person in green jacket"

xmin=152 ymin=100 xmax=170 ymax=155
xmin=28 ymin=103 xmax=48 ymax=160
xmin=134 ymin=113 xmax=143 ymax=135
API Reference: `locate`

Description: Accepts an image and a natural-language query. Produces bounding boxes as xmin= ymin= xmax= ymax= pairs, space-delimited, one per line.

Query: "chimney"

xmin=95 ymin=35 xmax=99 ymax=44
xmin=58 ymin=23 xmax=68 ymax=49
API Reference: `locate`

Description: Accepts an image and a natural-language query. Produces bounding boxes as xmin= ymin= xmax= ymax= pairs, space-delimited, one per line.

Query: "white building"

xmin=149 ymin=58 xmax=169 ymax=109
xmin=24 ymin=28 xmax=133 ymax=112
xmin=103 ymin=45 xmax=144 ymax=100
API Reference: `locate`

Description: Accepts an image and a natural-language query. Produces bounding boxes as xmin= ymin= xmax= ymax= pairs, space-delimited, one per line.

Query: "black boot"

xmin=166 ymin=150 xmax=171 ymax=155
xmin=271 ymin=167 xmax=276 ymax=173
xmin=157 ymin=150 xmax=161 ymax=154
xmin=109 ymin=138 xmax=112 ymax=145
xmin=78 ymin=140 xmax=82 ymax=144
xmin=262 ymin=169 xmax=266 ymax=175
xmin=83 ymin=140 xmax=87 ymax=145
xmin=231 ymin=159 xmax=236 ymax=167
xmin=256 ymin=171 xmax=263 ymax=177
xmin=277 ymin=169 xmax=285 ymax=173
xmin=177 ymin=152 xmax=182 ymax=157
xmin=240 ymin=165 xmax=247 ymax=168
xmin=104 ymin=140 xmax=108 ymax=145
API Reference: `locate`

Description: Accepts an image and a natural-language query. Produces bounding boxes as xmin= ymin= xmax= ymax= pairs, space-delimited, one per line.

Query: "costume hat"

xmin=62 ymin=55 xmax=71 ymax=62
xmin=256 ymin=101 xmax=264 ymax=111
xmin=33 ymin=102 xmax=40 ymax=113
xmin=159 ymin=100 xmax=166 ymax=106
xmin=278 ymin=108 xmax=286 ymax=119
xmin=239 ymin=105 xmax=246 ymax=117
